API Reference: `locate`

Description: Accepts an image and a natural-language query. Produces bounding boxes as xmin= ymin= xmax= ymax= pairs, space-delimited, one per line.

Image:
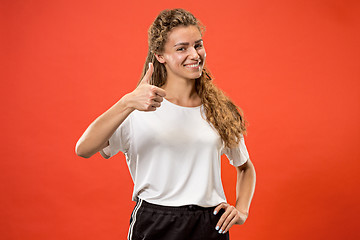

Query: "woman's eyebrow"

xmin=173 ymin=39 xmax=203 ymax=47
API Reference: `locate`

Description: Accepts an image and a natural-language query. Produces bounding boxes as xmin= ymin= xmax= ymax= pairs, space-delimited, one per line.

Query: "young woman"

xmin=76 ymin=8 xmax=256 ymax=240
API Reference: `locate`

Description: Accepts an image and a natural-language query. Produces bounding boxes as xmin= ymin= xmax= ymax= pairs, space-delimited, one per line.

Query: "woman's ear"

xmin=154 ymin=53 xmax=165 ymax=64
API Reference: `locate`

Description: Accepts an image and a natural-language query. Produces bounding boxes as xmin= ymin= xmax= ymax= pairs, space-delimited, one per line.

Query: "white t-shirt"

xmin=101 ymin=98 xmax=250 ymax=207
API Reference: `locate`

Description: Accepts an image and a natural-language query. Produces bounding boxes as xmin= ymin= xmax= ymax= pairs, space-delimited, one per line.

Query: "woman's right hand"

xmin=126 ymin=63 xmax=166 ymax=111
xmin=75 ymin=63 xmax=165 ymax=158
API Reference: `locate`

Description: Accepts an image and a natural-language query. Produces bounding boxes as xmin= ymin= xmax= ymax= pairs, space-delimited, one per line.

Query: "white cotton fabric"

xmin=101 ymin=98 xmax=250 ymax=207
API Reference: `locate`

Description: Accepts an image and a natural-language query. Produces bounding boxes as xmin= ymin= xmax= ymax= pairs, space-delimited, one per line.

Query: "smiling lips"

xmin=184 ymin=61 xmax=201 ymax=68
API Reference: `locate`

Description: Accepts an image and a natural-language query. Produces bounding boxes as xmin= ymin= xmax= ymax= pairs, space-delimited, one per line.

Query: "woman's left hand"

xmin=213 ymin=202 xmax=248 ymax=234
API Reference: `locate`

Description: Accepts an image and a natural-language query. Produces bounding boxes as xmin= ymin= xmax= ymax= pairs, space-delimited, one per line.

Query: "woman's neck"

xmin=161 ymin=76 xmax=201 ymax=107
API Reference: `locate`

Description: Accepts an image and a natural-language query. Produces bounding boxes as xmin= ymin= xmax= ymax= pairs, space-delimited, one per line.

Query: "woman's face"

xmin=156 ymin=25 xmax=206 ymax=81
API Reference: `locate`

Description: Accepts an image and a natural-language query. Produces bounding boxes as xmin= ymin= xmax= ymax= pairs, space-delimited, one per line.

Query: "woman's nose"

xmin=189 ymin=47 xmax=200 ymax=60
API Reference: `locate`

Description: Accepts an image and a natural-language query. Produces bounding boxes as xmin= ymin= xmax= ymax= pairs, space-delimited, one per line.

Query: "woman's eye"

xmin=195 ymin=44 xmax=203 ymax=49
xmin=176 ymin=47 xmax=185 ymax=51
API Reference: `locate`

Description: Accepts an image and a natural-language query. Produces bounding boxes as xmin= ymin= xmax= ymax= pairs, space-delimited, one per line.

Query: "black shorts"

xmin=127 ymin=199 xmax=230 ymax=240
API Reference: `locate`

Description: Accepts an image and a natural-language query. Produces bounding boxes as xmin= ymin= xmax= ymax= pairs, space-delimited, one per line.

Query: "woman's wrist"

xmin=235 ymin=205 xmax=249 ymax=218
xmin=238 ymin=209 xmax=249 ymax=217
xmin=119 ymin=93 xmax=136 ymax=112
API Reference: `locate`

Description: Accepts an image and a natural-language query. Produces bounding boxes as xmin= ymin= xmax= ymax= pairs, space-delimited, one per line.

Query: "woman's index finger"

xmin=213 ymin=202 xmax=227 ymax=215
xmin=154 ymin=87 xmax=166 ymax=97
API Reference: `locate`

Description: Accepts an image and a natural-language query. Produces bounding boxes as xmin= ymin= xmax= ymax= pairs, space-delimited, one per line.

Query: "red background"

xmin=2 ymin=0 xmax=360 ymax=239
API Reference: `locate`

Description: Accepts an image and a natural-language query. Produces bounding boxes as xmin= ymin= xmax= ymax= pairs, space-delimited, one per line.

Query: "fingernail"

xmin=213 ymin=211 xmax=217 ymax=215
xmin=215 ymin=226 xmax=219 ymax=230
xmin=218 ymin=229 xmax=223 ymax=234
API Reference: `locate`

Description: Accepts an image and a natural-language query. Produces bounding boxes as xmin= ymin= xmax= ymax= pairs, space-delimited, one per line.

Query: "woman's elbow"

xmin=75 ymin=141 xmax=92 ymax=158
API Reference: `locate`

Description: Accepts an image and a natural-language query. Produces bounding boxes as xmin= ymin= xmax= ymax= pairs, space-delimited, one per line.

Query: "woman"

xmin=76 ymin=8 xmax=256 ymax=240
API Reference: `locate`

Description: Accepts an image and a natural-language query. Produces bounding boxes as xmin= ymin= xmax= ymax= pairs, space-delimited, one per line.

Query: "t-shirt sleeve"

xmin=100 ymin=116 xmax=131 ymax=159
xmin=222 ymin=134 xmax=250 ymax=167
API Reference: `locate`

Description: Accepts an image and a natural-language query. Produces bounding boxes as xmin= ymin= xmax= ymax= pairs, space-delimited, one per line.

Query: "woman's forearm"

xmin=75 ymin=64 xmax=166 ymax=158
xmin=235 ymin=159 xmax=256 ymax=216
xmin=75 ymin=94 xmax=134 ymax=158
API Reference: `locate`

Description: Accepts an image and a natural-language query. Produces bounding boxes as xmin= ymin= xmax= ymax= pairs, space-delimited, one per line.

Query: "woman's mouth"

xmin=184 ymin=61 xmax=201 ymax=68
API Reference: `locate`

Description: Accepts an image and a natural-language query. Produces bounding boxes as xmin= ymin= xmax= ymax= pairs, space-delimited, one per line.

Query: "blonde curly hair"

xmin=139 ymin=8 xmax=247 ymax=148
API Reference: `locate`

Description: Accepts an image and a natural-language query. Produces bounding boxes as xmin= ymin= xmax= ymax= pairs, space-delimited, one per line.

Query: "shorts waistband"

xmin=138 ymin=199 xmax=216 ymax=212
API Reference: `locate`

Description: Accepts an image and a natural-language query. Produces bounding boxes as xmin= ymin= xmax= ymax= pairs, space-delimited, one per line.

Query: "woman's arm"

xmin=75 ymin=63 xmax=166 ymax=158
xmin=235 ymin=159 xmax=256 ymax=217
xmin=213 ymin=159 xmax=256 ymax=234
xmin=75 ymin=95 xmax=135 ymax=158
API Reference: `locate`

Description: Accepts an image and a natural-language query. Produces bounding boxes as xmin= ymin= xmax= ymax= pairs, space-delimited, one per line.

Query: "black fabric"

xmin=128 ymin=199 xmax=230 ymax=240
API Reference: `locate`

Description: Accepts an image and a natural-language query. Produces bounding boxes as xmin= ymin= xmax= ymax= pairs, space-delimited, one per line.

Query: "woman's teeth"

xmin=185 ymin=62 xmax=200 ymax=67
